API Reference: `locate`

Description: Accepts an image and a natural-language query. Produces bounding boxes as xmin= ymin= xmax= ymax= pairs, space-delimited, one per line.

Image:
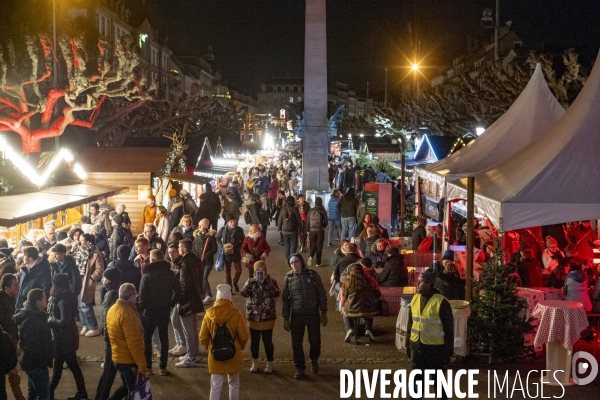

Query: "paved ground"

xmin=11 ymin=218 xmax=600 ymax=399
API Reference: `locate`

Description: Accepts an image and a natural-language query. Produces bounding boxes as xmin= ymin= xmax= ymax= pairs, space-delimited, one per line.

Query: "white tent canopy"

xmin=447 ymin=52 xmax=600 ymax=231
xmin=415 ymin=64 xmax=565 ymax=187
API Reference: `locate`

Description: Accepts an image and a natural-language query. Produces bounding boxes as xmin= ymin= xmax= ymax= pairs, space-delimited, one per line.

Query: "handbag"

xmin=214 ymin=249 xmax=225 ymax=272
xmin=131 ymin=372 xmax=153 ymax=400
xmin=377 ymin=299 xmax=390 ymax=316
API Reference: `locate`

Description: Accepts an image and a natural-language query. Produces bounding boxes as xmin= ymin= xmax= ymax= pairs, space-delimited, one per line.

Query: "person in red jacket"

xmin=241 ymin=225 xmax=271 ymax=280
xmin=266 ymin=175 xmax=280 ymax=217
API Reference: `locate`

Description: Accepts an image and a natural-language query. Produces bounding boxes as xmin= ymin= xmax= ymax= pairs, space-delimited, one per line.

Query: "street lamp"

xmin=411 ymin=63 xmax=419 ymax=72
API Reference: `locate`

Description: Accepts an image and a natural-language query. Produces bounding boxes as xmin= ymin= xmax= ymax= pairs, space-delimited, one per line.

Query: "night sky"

xmin=145 ymin=0 xmax=600 ymax=97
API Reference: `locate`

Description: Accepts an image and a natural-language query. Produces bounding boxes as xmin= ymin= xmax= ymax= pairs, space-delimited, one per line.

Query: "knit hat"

xmin=169 ymin=189 xmax=177 ymax=197
xmin=179 ymin=189 xmax=189 ymax=197
xmin=216 ymin=284 xmax=232 ymax=301
xmin=103 ymin=267 xmax=122 ymax=282
xmin=52 ymin=273 xmax=70 ymax=288
xmin=420 ymin=268 xmax=437 ymax=285
xmin=147 ymin=195 xmax=155 ymax=201
xmin=57 ymin=232 xmax=68 ymax=241
xmin=385 ymin=246 xmax=400 ymax=257
xmin=117 ymin=245 xmax=130 ymax=261
xmin=359 ymin=258 xmax=373 ymax=268
xmin=441 ymin=249 xmax=455 ymax=262
xmin=112 ymin=214 xmax=124 ymax=226
xmin=547 ymin=237 xmax=558 ymax=247
xmin=253 ymin=260 xmax=267 ymax=274
xmin=199 ymin=218 xmax=210 ymax=230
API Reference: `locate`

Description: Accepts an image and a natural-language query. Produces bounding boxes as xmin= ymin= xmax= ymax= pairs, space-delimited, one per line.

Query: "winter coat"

xmin=193 ymin=229 xmax=218 ymax=266
xmin=107 ymin=259 xmax=141 ymax=291
xmin=435 ymin=272 xmax=465 ymax=300
xmin=0 ymin=327 xmax=17 ymax=376
xmin=241 ymin=275 xmax=281 ymax=322
xmin=378 ymin=254 xmax=408 ymax=287
xmin=337 ymin=195 xmax=360 ymax=218
xmin=169 ymin=202 xmax=185 ymax=234
xmin=36 ymin=235 xmax=57 ymax=259
xmin=91 ymin=211 xmax=112 ymax=237
xmin=95 ymin=235 xmax=110 ymax=260
xmin=101 ymin=282 xmax=120 ymax=342
xmin=223 ymin=198 xmax=240 ymax=223
xmin=139 ymin=260 xmax=181 ymax=312
xmin=15 ymin=257 xmax=52 ymax=310
xmin=240 ymin=236 xmax=271 ymax=269
xmin=155 ymin=216 xmax=170 ymax=243
xmin=308 ymin=205 xmax=328 ymax=231
xmin=333 ymin=253 xmax=361 ymax=282
xmin=277 ymin=205 xmax=302 ymax=234
xmin=254 ymin=176 xmax=270 ymax=194
xmin=202 ymin=190 xmax=222 ymax=219
xmin=142 ymin=204 xmax=156 ymax=226
xmin=391 ymin=187 xmax=401 ymax=213
xmin=517 ymin=258 xmax=543 ymax=288
xmin=368 ymin=246 xmax=387 ymax=266
xmin=199 ymin=299 xmax=249 ymax=374
xmin=327 ymin=197 xmax=341 ymax=221
xmin=267 ymin=179 xmax=280 ymax=200
xmin=170 ymin=226 xmax=195 ymax=242
xmin=50 ymin=255 xmax=83 ymax=297
xmin=14 ymin=303 xmax=53 ymax=371
xmin=282 ymin=255 xmax=328 ymax=318
xmin=412 ymin=225 xmax=427 ymax=250
xmin=361 ymin=236 xmax=380 ymax=257
xmin=109 ymin=225 xmax=132 ymax=261
xmin=563 ymin=270 xmax=592 ymax=311
xmin=0 ymin=290 xmax=17 ymax=343
xmin=342 ymin=276 xmax=380 ymax=317
xmin=183 ymin=197 xmax=200 ymax=223
xmin=178 ymin=253 xmax=204 ymax=315
xmin=80 ymin=250 xmax=105 ymax=304
xmin=591 ymin=282 xmax=600 ymax=314
xmin=47 ymin=289 xmax=79 ymax=355
xmin=244 ymin=200 xmax=262 ymax=225
xmin=216 ymin=226 xmax=245 ymax=263
xmin=106 ymin=299 xmax=148 ymax=373
xmin=128 ymin=233 xmax=167 ymax=261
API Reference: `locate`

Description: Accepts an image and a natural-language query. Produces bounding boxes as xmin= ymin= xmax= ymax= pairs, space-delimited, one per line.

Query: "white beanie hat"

xmin=199 ymin=218 xmax=210 ymax=229
xmin=216 ymin=284 xmax=232 ymax=301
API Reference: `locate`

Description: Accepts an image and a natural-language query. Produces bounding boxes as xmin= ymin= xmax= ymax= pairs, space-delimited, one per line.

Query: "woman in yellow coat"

xmin=200 ymin=284 xmax=249 ymax=400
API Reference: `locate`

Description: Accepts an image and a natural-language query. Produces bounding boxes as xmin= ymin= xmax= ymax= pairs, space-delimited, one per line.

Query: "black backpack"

xmin=211 ymin=323 xmax=237 ymax=361
xmin=281 ymin=208 xmax=296 ymax=232
xmin=243 ymin=209 xmax=252 ymax=225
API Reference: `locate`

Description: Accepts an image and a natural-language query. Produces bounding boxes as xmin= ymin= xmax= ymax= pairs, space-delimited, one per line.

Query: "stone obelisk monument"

xmin=302 ymin=0 xmax=330 ymax=192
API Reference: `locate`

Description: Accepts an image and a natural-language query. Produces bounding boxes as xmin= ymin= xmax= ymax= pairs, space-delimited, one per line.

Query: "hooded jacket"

xmin=193 ymin=229 xmax=218 ymax=265
xmin=564 ymin=269 xmax=592 ymax=311
xmin=277 ymin=205 xmax=302 ymax=234
xmin=178 ymin=252 xmax=204 ymax=315
xmin=102 ymin=280 xmax=120 ymax=342
xmin=241 ymin=272 xmax=280 ymax=323
xmin=16 ymin=257 xmax=52 ymax=310
xmin=14 ymin=302 xmax=53 ymax=371
xmin=51 ymin=255 xmax=83 ymax=296
xmin=222 ymin=197 xmax=240 ymax=223
xmin=47 ymin=288 xmax=79 ymax=355
xmin=434 ymin=271 xmax=465 ymax=300
xmin=341 ymin=272 xmax=381 ymax=317
xmin=199 ymin=299 xmax=249 ymax=375
xmin=106 ymin=299 xmax=148 ymax=373
xmin=333 ymin=252 xmax=361 ymax=283
xmin=378 ymin=253 xmax=408 ymax=287
xmin=107 ymin=258 xmax=141 ymax=291
xmin=138 ymin=260 xmax=181 ymax=311
xmin=282 ymin=254 xmax=328 ymax=319
xmin=109 ymin=224 xmax=132 ymax=260
xmin=244 ymin=199 xmax=262 ymax=225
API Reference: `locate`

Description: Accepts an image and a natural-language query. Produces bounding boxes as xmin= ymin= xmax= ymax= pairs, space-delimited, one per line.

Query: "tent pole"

xmin=466 ymin=177 xmax=475 ymax=302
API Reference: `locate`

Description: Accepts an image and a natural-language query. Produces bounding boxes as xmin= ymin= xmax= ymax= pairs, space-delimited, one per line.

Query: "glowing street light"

xmin=412 ymin=63 xmax=419 ymax=71
xmin=476 ymin=127 xmax=486 ymax=136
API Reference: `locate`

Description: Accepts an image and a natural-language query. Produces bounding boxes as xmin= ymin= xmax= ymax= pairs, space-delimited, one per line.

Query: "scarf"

xmin=248 ymin=232 xmax=261 ymax=240
xmin=74 ymin=243 xmax=95 ymax=275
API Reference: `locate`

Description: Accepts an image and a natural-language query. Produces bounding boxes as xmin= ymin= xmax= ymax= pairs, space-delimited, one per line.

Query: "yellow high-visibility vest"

xmin=409 ymin=293 xmax=445 ymax=345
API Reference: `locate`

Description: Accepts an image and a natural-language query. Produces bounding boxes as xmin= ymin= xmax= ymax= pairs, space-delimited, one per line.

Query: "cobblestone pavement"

xmin=14 ymin=218 xmax=600 ymax=399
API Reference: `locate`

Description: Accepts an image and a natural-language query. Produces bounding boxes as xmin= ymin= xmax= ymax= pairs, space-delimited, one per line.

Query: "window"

xmin=297 ymin=97 xmax=302 ymax=102
xmin=514 ymin=41 xmax=522 ymax=49
xmin=249 ymin=133 xmax=254 ymax=142
xmin=289 ymin=97 xmax=294 ymax=103
xmin=151 ymin=47 xmax=158 ymax=66
xmin=162 ymin=54 xmax=168 ymax=69
xmin=241 ymin=134 xmax=245 ymax=141
xmin=249 ymin=124 xmax=253 ymax=130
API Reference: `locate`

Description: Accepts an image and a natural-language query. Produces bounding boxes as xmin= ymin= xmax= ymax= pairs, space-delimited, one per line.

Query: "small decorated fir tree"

xmin=468 ymin=240 xmax=533 ymax=362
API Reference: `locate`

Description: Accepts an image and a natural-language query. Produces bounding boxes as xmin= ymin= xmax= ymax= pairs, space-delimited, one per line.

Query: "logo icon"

xmin=572 ymin=351 xmax=598 ymax=385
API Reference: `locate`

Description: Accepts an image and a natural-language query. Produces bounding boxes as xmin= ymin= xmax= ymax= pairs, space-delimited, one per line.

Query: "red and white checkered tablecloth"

xmin=380 ymin=287 xmax=405 ymax=315
xmin=532 ymin=300 xmax=589 ymax=351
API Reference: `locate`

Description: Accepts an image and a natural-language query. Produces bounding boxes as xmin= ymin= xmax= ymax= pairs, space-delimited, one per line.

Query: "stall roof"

xmin=447 ymin=54 xmax=600 ymax=231
xmin=77 ymin=148 xmax=170 ymax=173
xmin=166 ymin=172 xmax=212 ymax=186
xmin=0 ymin=184 xmax=128 ymax=226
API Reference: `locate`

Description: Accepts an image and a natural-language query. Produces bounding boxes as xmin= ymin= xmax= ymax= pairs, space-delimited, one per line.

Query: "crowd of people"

xmin=1 ymin=152 xmax=599 ymax=399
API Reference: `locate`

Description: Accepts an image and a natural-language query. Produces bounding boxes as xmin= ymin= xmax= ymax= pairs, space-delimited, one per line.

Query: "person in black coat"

xmin=50 ymin=244 xmax=82 ymax=297
xmin=216 ymin=218 xmax=246 ymax=292
xmin=332 ymin=242 xmax=361 ymax=283
xmin=95 ymin=267 xmax=122 ymax=400
xmin=138 ymin=250 xmax=182 ymax=373
xmin=0 ymin=323 xmax=18 ymax=400
xmin=14 ymin=289 xmax=53 ymax=400
xmin=47 ymin=274 xmax=87 ymax=399
xmin=378 ymin=247 xmax=408 ymax=287
xmin=15 ymin=247 xmax=52 ymax=310
xmin=108 ymin=245 xmax=141 ymax=291
xmin=169 ymin=197 xmax=185 ymax=234
xmin=201 ymin=184 xmax=222 ymax=231
xmin=193 ymin=219 xmax=218 ymax=303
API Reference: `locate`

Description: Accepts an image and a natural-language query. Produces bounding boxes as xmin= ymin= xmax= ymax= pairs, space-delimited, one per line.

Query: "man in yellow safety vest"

xmin=405 ymin=268 xmax=454 ymax=400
